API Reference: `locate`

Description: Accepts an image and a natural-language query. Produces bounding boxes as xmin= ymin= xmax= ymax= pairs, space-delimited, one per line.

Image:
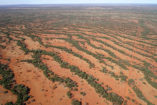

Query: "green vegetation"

xmin=128 ymin=79 xmax=135 ymax=85
xmin=27 ymin=34 xmax=95 ymax=68
xmin=2 ymin=31 xmax=13 ymax=43
xmin=17 ymin=39 xmax=124 ymax=105
xmin=0 ymin=44 xmax=6 ymax=49
xmin=23 ymin=51 xmax=78 ymax=90
xmin=17 ymin=38 xmax=78 ymax=90
xmin=17 ymin=40 xmax=29 ymax=54
xmin=89 ymin=32 xmax=156 ymax=61
xmin=94 ymin=32 xmax=157 ymax=88
xmin=67 ymin=91 xmax=73 ymax=98
xmin=132 ymin=64 xmax=157 ymax=89
xmin=72 ymin=99 xmax=82 ymax=105
xmin=28 ymin=35 xmax=44 ymax=45
xmin=132 ymin=86 xmax=153 ymax=105
xmin=80 ymin=92 xmax=86 ymax=96
xmin=128 ymin=79 xmax=154 ymax=105
xmin=0 ymin=63 xmax=30 ymax=105
xmin=101 ymin=67 xmax=128 ymax=81
xmin=1 ymin=5 xmax=157 ymax=105
xmin=75 ymin=34 xmax=130 ymax=70
xmin=70 ymin=34 xmax=129 ymax=70
xmin=51 ymin=37 xmax=128 ymax=70
xmin=45 ymin=45 xmax=95 ymax=68
xmin=139 ymin=20 xmax=150 ymax=38
xmin=119 ymin=72 xmax=128 ymax=81
xmin=33 ymin=50 xmax=124 ymax=105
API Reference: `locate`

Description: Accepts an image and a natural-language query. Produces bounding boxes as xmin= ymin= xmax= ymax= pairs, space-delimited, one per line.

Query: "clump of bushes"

xmin=128 ymin=78 xmax=153 ymax=105
xmin=40 ymin=50 xmax=124 ymax=105
xmin=80 ymin=92 xmax=86 ymax=96
xmin=72 ymin=99 xmax=82 ymax=105
xmin=16 ymin=36 xmax=124 ymax=104
xmin=128 ymin=79 xmax=135 ymax=86
xmin=0 ymin=45 xmax=6 ymax=49
xmin=28 ymin=35 xmax=43 ymax=45
xmin=67 ymin=91 xmax=73 ymax=98
xmin=45 ymin=45 xmax=95 ymax=68
xmin=17 ymin=40 xmax=29 ymax=54
xmin=119 ymin=72 xmax=128 ymax=81
xmin=0 ymin=63 xmax=30 ymax=105
xmin=101 ymin=68 xmax=128 ymax=81
xmin=23 ymin=50 xmax=78 ymax=90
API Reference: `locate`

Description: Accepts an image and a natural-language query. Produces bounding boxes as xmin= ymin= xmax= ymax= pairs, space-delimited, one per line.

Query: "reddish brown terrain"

xmin=0 ymin=4 xmax=157 ymax=105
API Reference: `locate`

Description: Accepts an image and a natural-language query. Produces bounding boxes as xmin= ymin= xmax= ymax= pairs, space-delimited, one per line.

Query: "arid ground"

xmin=0 ymin=4 xmax=157 ymax=105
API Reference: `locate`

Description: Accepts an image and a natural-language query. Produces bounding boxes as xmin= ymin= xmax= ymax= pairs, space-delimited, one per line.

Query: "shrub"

xmin=72 ymin=99 xmax=82 ymax=105
xmin=0 ymin=63 xmax=30 ymax=105
xmin=80 ymin=92 xmax=86 ymax=96
xmin=17 ymin=40 xmax=29 ymax=54
xmin=5 ymin=102 xmax=14 ymax=105
xmin=67 ymin=91 xmax=73 ymax=98
xmin=128 ymin=79 xmax=135 ymax=86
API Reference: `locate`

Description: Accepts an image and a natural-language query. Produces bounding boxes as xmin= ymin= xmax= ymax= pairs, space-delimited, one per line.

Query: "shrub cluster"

xmin=128 ymin=79 xmax=153 ymax=105
xmin=67 ymin=91 xmax=73 ymax=98
xmin=39 ymin=50 xmax=124 ymax=105
xmin=0 ymin=63 xmax=30 ymax=105
xmin=17 ymin=37 xmax=124 ymax=104
xmin=72 ymin=99 xmax=82 ymax=105
xmin=17 ymin=40 xmax=29 ymax=54
xmin=101 ymin=67 xmax=128 ymax=81
xmin=23 ymin=50 xmax=78 ymax=90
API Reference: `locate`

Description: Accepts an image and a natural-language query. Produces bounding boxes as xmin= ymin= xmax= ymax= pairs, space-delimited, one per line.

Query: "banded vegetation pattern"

xmin=0 ymin=5 xmax=157 ymax=105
